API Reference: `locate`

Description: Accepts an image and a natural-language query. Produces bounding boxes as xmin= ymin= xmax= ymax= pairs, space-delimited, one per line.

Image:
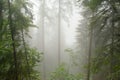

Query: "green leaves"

xmin=82 ymin=0 xmax=103 ymax=10
xmin=50 ymin=64 xmax=83 ymax=80
xmin=78 ymin=0 xmax=120 ymax=79
xmin=0 ymin=0 xmax=42 ymax=80
xmin=88 ymin=0 xmax=103 ymax=10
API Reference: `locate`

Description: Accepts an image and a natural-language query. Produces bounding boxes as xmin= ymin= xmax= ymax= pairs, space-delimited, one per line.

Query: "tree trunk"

xmin=0 ymin=0 xmax=3 ymax=40
xmin=58 ymin=0 xmax=61 ymax=65
xmin=21 ymin=28 xmax=31 ymax=80
xmin=109 ymin=1 xmax=115 ymax=79
xmin=42 ymin=0 xmax=46 ymax=79
xmin=8 ymin=0 xmax=18 ymax=80
xmin=87 ymin=26 xmax=93 ymax=80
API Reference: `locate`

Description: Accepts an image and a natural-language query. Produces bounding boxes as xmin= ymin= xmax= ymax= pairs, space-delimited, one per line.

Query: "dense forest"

xmin=0 ymin=0 xmax=120 ymax=80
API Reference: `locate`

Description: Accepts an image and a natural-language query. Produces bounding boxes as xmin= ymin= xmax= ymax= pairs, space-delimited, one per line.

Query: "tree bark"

xmin=8 ymin=0 xmax=18 ymax=80
xmin=42 ymin=0 xmax=46 ymax=79
xmin=0 ymin=0 xmax=3 ymax=40
xmin=58 ymin=0 xmax=61 ymax=65
xmin=21 ymin=28 xmax=31 ymax=80
xmin=87 ymin=27 xmax=93 ymax=80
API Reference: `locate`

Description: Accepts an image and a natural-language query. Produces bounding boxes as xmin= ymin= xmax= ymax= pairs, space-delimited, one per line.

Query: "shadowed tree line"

xmin=0 ymin=0 xmax=42 ymax=80
xmin=77 ymin=0 xmax=120 ymax=80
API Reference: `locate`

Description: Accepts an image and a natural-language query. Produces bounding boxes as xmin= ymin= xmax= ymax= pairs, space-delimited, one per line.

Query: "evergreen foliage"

xmin=50 ymin=64 xmax=83 ymax=80
xmin=0 ymin=0 xmax=41 ymax=80
xmin=79 ymin=0 xmax=120 ymax=79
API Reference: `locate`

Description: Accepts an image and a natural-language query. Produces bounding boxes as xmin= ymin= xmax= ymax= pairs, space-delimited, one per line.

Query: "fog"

xmin=1 ymin=0 xmax=119 ymax=80
xmin=28 ymin=0 xmax=88 ymax=80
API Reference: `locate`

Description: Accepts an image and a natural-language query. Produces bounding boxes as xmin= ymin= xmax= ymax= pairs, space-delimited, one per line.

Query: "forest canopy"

xmin=0 ymin=0 xmax=120 ymax=80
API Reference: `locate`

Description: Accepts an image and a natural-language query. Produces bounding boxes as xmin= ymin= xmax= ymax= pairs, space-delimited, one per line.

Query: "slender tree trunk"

xmin=110 ymin=17 xmax=114 ymax=80
xmin=58 ymin=0 xmax=61 ymax=65
xmin=109 ymin=1 xmax=115 ymax=79
xmin=0 ymin=0 xmax=2 ymax=26
xmin=21 ymin=28 xmax=31 ymax=80
xmin=8 ymin=0 xmax=18 ymax=80
xmin=0 ymin=0 xmax=3 ymax=40
xmin=110 ymin=5 xmax=115 ymax=80
xmin=42 ymin=0 xmax=46 ymax=79
xmin=87 ymin=26 xmax=93 ymax=80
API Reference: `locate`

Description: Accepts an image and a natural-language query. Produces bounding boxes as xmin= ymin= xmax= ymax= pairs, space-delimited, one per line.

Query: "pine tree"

xmin=0 ymin=0 xmax=41 ymax=80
